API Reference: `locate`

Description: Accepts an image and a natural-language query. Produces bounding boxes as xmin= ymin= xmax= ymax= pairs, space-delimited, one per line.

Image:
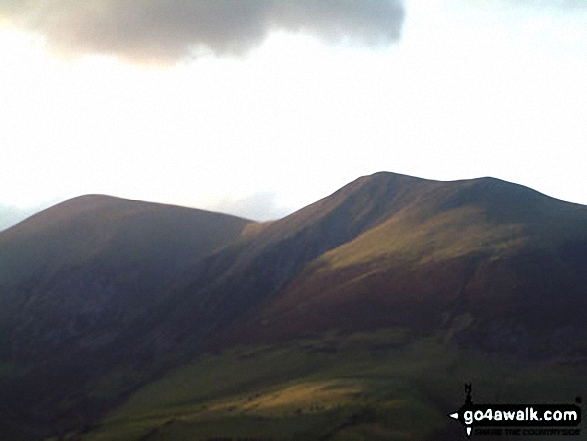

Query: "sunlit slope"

xmin=320 ymin=176 xmax=587 ymax=267
xmin=3 ymin=173 xmax=587 ymax=440
xmin=230 ymin=175 xmax=587 ymax=354
xmin=85 ymin=331 xmax=586 ymax=441
xmin=147 ymin=173 xmax=440 ymax=352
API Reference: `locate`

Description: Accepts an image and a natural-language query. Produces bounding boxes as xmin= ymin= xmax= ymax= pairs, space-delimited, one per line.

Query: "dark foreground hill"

xmin=0 ymin=195 xmax=252 ymax=437
xmin=1 ymin=174 xmax=586 ymax=440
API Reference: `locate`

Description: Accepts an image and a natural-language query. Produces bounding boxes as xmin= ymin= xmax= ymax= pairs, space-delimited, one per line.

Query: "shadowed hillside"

xmin=0 ymin=195 xmax=252 ymax=437
xmin=162 ymin=173 xmax=587 ymax=358
xmin=227 ymin=175 xmax=587 ymax=356
xmin=1 ymin=174 xmax=587 ymax=440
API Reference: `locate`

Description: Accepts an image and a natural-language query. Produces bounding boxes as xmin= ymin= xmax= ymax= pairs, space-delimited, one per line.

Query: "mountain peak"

xmin=1 ymin=174 xmax=587 ymax=439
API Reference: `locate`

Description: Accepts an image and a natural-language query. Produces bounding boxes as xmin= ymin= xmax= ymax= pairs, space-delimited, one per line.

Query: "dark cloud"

xmin=0 ymin=0 xmax=405 ymax=62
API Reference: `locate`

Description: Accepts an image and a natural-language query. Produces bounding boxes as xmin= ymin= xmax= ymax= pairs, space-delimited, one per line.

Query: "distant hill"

xmin=0 ymin=195 xmax=252 ymax=436
xmin=1 ymin=175 xmax=587 ymax=440
xmin=0 ymin=204 xmax=43 ymax=232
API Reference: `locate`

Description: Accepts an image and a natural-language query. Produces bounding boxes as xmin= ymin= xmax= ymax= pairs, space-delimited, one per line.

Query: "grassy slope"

xmin=229 ymin=176 xmax=587 ymax=346
xmin=0 ymin=195 xmax=254 ymax=355
xmin=79 ymin=175 xmax=587 ymax=440
xmin=84 ymin=330 xmax=586 ymax=441
xmin=0 ymin=195 xmax=252 ymax=287
xmin=0 ymin=195 xmax=254 ymax=439
xmin=6 ymin=174 xmax=587 ymax=440
xmin=318 ymin=176 xmax=587 ymax=270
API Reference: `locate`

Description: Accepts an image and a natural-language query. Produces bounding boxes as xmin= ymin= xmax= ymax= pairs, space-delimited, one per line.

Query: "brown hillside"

xmin=216 ymin=174 xmax=587 ymax=357
xmin=0 ymin=195 xmax=252 ymax=434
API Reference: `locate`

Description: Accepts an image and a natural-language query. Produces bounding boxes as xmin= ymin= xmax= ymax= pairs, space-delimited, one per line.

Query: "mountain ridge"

xmin=208 ymin=173 xmax=587 ymax=352
xmin=1 ymin=172 xmax=586 ymax=440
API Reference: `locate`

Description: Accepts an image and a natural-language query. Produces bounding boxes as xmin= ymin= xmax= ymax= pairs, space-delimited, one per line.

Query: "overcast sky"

xmin=1 ymin=0 xmax=586 ymax=223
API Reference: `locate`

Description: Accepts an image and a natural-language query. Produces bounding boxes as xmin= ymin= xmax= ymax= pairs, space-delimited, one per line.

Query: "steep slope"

xmin=0 ymin=195 xmax=249 ymax=285
xmin=83 ymin=174 xmax=587 ymax=440
xmin=0 ymin=195 xmax=252 ymax=436
xmin=223 ymin=175 xmax=587 ymax=356
xmin=0 ymin=195 xmax=252 ymax=357
xmin=3 ymin=173 xmax=587 ymax=440
xmin=143 ymin=173 xmax=435 ymax=353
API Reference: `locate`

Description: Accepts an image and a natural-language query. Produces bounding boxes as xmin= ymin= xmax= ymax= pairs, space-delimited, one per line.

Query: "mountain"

xmin=1 ymin=174 xmax=586 ymax=440
xmin=0 ymin=204 xmax=42 ymax=232
xmin=225 ymin=174 xmax=587 ymax=354
xmin=0 ymin=195 xmax=252 ymax=436
xmin=0 ymin=194 xmax=252 ymax=359
xmin=142 ymin=172 xmax=441 ymax=354
xmin=143 ymin=172 xmax=587 ymax=357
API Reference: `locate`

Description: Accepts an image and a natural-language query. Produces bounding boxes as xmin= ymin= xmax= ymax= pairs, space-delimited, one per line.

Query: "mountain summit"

xmin=230 ymin=173 xmax=587 ymax=349
xmin=1 ymin=173 xmax=586 ymax=440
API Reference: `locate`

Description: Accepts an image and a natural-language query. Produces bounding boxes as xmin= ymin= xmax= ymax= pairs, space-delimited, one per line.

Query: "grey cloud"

xmin=0 ymin=0 xmax=405 ymax=63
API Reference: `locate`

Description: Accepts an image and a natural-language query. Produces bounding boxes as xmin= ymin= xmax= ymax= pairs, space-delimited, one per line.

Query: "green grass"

xmin=318 ymin=205 xmax=528 ymax=272
xmin=84 ymin=330 xmax=586 ymax=441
